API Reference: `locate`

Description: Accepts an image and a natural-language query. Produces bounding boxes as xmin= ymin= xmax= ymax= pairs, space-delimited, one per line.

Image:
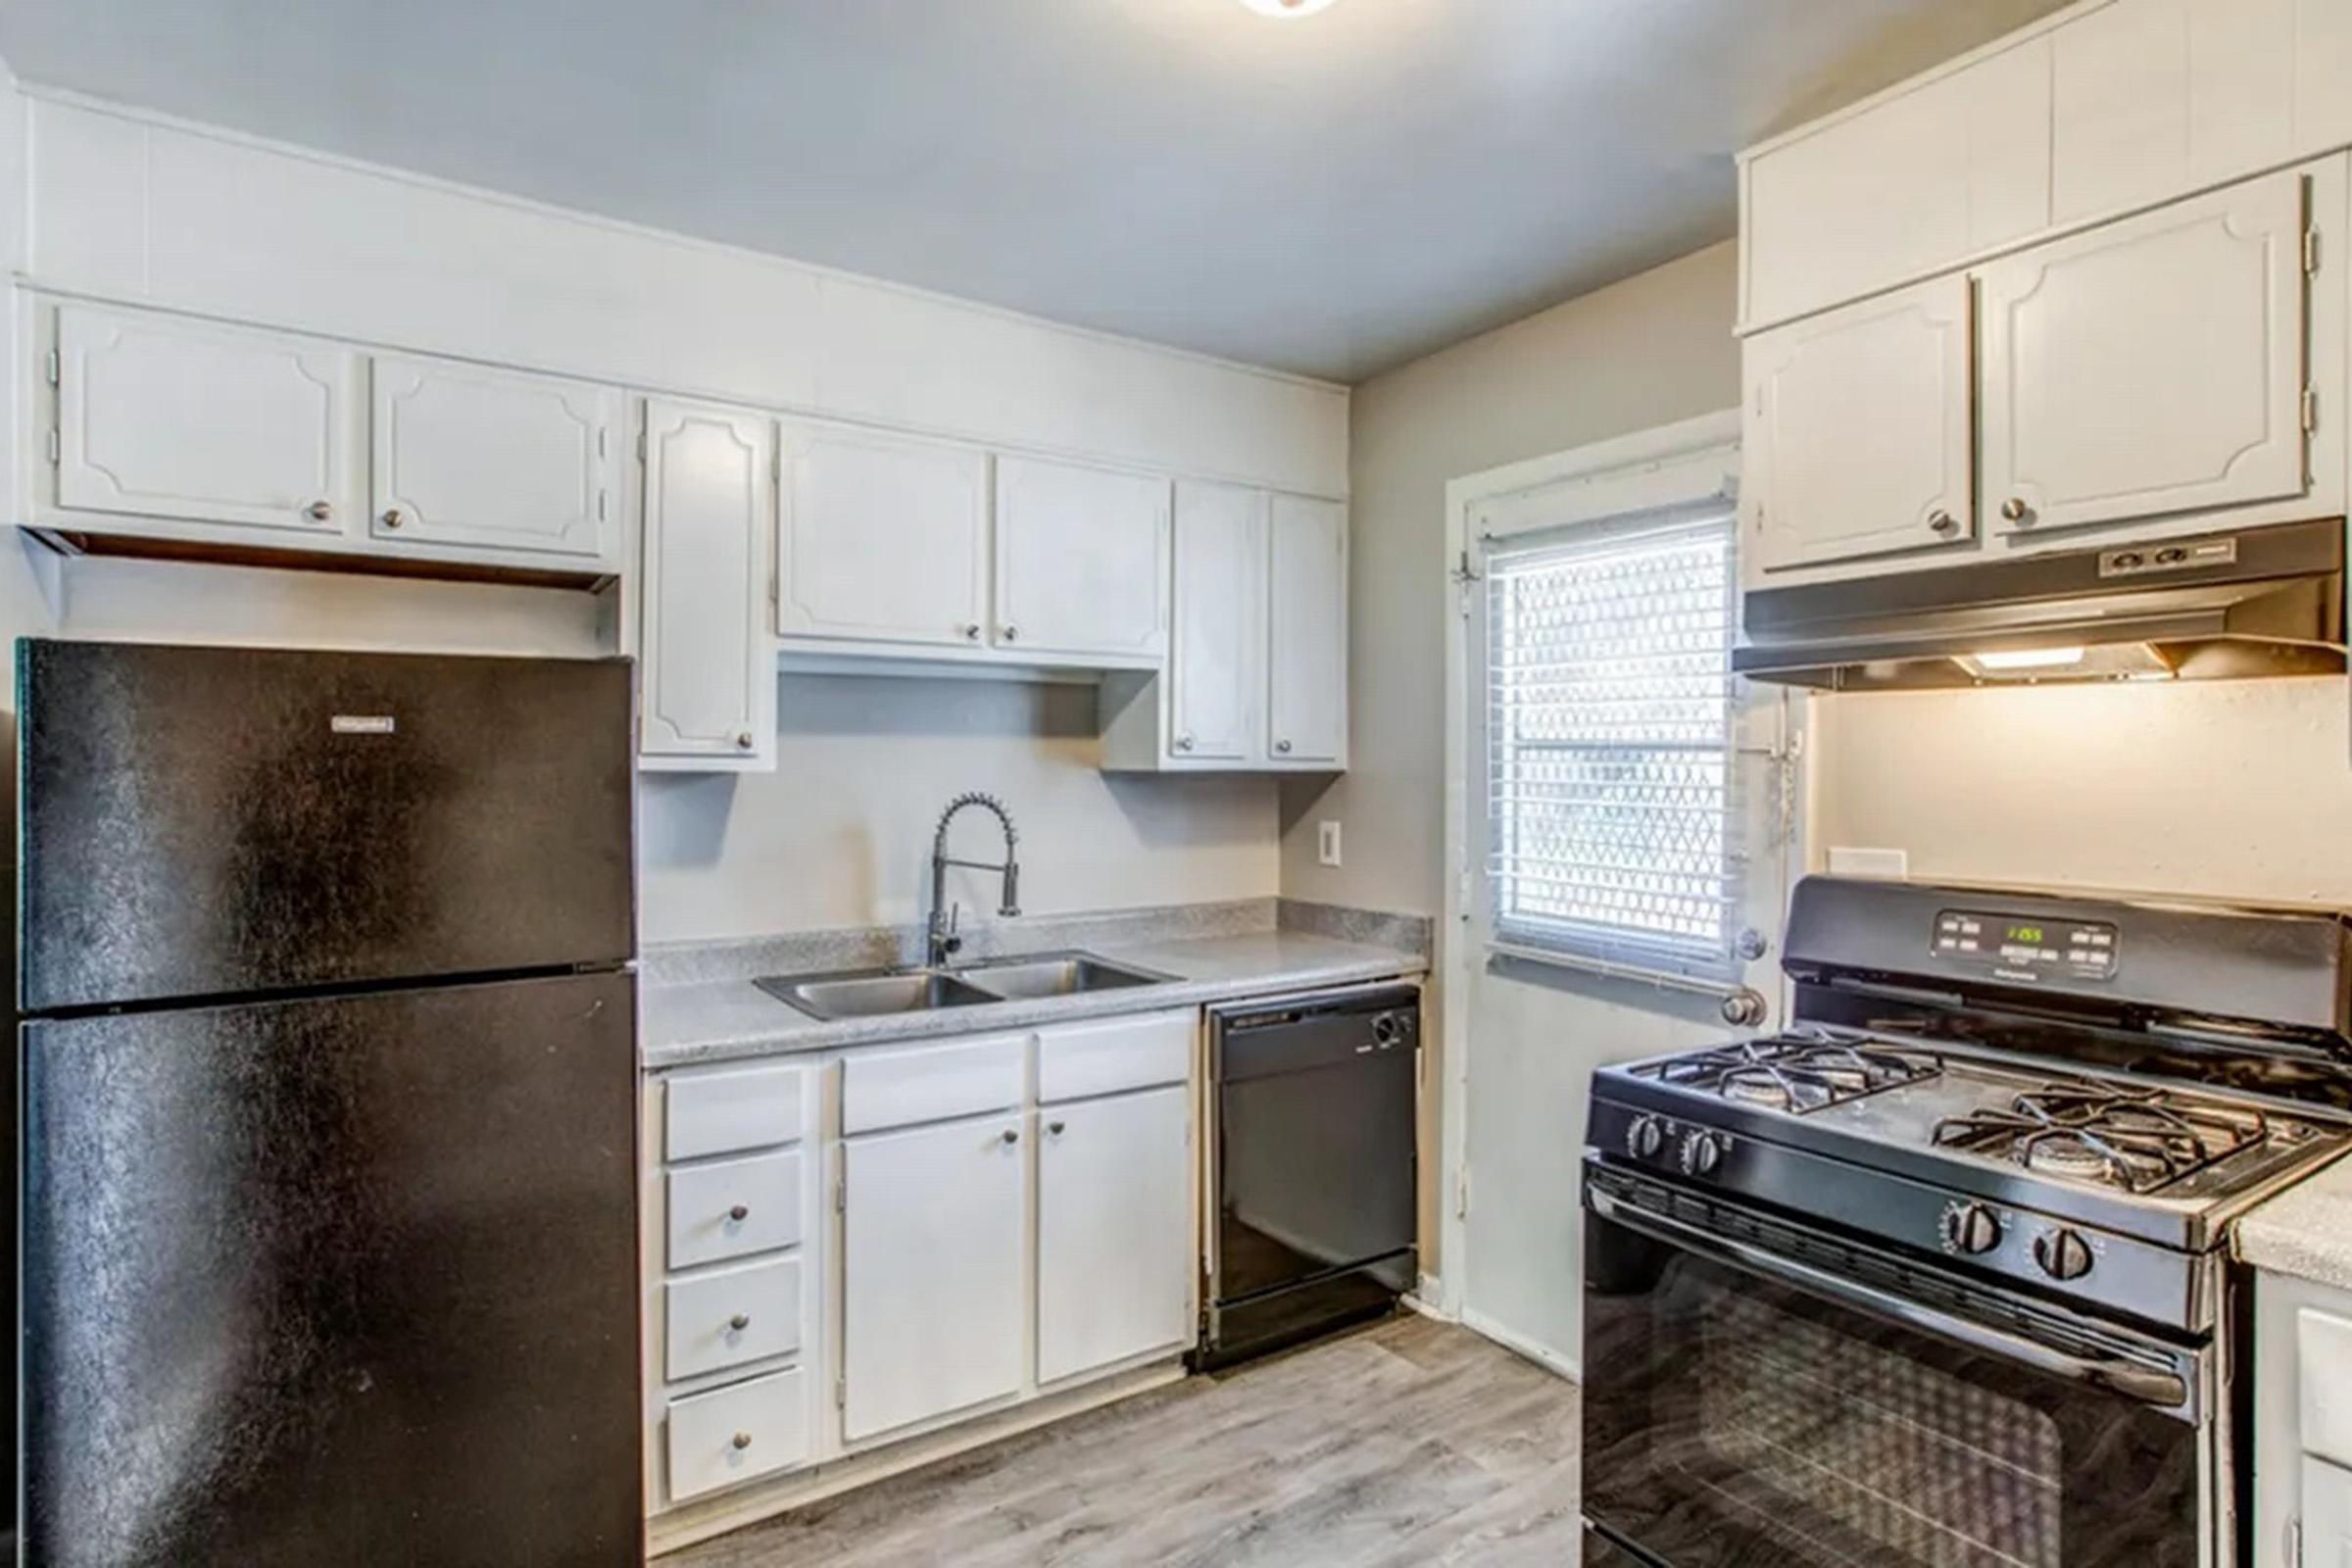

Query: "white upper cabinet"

xmin=370 ymin=355 xmax=621 ymax=562
xmin=51 ymin=303 xmax=360 ymax=535
xmin=1979 ymin=171 xmax=2312 ymax=535
xmin=1745 ymin=275 xmax=1976 ymax=571
xmin=1035 ymin=1086 xmax=1193 ymax=1387
xmin=1168 ymin=481 xmax=1267 ymax=763
xmin=639 ymin=399 xmax=776 ymax=769
xmin=840 ymin=1114 xmax=1027 ymax=1444
xmin=1742 ymin=35 xmax=2051 ymax=328
xmin=775 ymin=421 xmax=991 ymax=649
xmin=1266 ymin=494 xmax=1348 ymax=768
xmin=993 ymin=457 xmax=1169 ymax=663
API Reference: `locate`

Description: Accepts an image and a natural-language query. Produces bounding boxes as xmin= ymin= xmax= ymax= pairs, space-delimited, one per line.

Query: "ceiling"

xmin=0 ymin=0 xmax=2074 ymax=383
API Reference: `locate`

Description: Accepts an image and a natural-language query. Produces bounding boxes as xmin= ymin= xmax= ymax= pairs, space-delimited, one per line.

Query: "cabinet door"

xmin=370 ymin=355 xmax=620 ymax=561
xmin=1169 ymin=481 xmax=1266 ymax=764
xmin=841 ymin=1114 xmax=1025 ymax=1443
xmin=2309 ymin=1456 xmax=2352 ymax=1568
xmin=1265 ymin=494 xmax=1347 ymax=767
xmin=1036 ymin=1086 xmax=1193 ymax=1386
xmin=775 ymin=422 xmax=990 ymax=647
xmin=994 ymin=457 xmax=1169 ymax=662
xmin=639 ymin=399 xmax=774 ymax=766
xmin=1745 ymin=275 xmax=1976 ymax=572
xmin=1979 ymin=172 xmax=2309 ymax=537
xmin=54 ymin=304 xmax=359 ymax=534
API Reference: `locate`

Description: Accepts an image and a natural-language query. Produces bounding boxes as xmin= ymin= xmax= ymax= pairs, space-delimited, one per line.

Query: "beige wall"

xmin=1278 ymin=240 xmax=1744 ymax=916
xmin=1811 ymin=678 xmax=2352 ymax=906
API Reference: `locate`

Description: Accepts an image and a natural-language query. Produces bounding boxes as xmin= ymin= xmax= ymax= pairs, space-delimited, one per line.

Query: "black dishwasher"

xmin=1197 ymin=983 xmax=1420 ymax=1369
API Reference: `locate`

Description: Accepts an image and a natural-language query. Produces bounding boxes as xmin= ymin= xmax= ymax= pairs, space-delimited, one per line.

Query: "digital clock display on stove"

xmin=1932 ymin=909 xmax=2119 ymax=978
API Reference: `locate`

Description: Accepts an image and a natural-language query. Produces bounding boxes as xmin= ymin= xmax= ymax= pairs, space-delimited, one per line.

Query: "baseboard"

xmin=1460 ymin=1306 xmax=1582 ymax=1382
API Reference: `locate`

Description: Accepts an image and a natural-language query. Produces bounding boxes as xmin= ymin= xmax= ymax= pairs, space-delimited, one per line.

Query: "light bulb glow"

xmin=1967 ymin=646 xmax=2087 ymax=671
xmin=1233 ymin=0 xmax=1342 ymax=16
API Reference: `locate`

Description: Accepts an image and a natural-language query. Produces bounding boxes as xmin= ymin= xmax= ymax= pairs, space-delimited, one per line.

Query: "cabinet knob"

xmin=380 ymin=508 xmax=405 ymax=531
xmin=2001 ymin=497 xmax=2033 ymax=524
xmin=1928 ymin=510 xmax=1958 ymax=535
xmin=731 ymin=1432 xmax=754 ymax=1451
xmin=305 ymin=500 xmax=333 ymax=522
xmin=1275 ymin=739 xmax=1294 ymax=755
xmin=962 ymin=623 xmax=981 ymax=641
xmin=728 ymin=1312 xmax=751 ymax=1331
xmin=734 ymin=732 xmax=755 ymax=751
xmin=1175 ymin=735 xmax=1195 ymax=753
xmin=1001 ymin=1128 xmax=1019 ymax=1146
xmin=727 ymin=1203 xmax=750 ymax=1222
xmin=1048 ymin=1119 xmax=1066 ymax=1136
xmin=1000 ymin=624 xmax=1019 ymax=643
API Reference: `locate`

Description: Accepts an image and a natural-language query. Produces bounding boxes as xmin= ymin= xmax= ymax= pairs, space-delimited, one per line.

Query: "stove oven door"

xmin=1582 ymin=1163 xmax=2223 ymax=1568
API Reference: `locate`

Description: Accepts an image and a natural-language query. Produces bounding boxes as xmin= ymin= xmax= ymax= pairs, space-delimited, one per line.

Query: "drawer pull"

xmin=728 ymin=1313 xmax=752 ymax=1332
xmin=731 ymin=1431 xmax=754 ymax=1451
xmin=1048 ymin=1119 xmax=1066 ymax=1136
xmin=727 ymin=1203 xmax=751 ymax=1222
xmin=1001 ymin=1128 xmax=1019 ymax=1145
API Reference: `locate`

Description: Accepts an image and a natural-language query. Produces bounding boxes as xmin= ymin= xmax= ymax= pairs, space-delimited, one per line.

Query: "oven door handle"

xmin=1590 ymin=1188 xmax=2194 ymax=1416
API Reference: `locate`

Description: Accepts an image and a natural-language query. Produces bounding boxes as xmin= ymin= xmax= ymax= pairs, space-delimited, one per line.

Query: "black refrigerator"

xmin=15 ymin=640 xmax=643 ymax=1568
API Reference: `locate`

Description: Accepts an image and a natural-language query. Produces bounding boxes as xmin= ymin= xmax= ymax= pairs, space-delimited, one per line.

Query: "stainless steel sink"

xmin=753 ymin=951 xmax=1172 ymax=1019
xmin=948 ymin=952 xmax=1172 ymax=1000
xmin=755 ymin=968 xmax=999 ymax=1020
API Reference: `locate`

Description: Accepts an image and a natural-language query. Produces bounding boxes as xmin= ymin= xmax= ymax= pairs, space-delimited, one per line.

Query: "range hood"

xmin=1734 ymin=518 xmax=2348 ymax=691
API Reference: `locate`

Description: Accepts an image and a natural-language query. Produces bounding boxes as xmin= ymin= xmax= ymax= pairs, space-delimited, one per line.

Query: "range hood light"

xmin=1233 ymin=0 xmax=1341 ymax=15
xmin=1966 ymin=645 xmax=2086 ymax=671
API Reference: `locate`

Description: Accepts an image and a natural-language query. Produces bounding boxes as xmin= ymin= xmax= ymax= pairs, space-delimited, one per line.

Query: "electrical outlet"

xmin=1317 ymin=820 xmax=1343 ymax=867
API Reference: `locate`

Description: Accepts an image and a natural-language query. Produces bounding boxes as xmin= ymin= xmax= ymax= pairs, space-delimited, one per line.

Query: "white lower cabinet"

xmin=2310 ymin=1456 xmax=2352 ymax=1567
xmin=667 ymin=1370 xmax=810 ymax=1503
xmin=1036 ymin=1085 xmax=1194 ymax=1385
xmin=841 ymin=1111 xmax=1029 ymax=1443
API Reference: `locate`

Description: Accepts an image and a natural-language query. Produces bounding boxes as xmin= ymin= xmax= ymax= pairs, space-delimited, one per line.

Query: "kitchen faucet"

xmin=927 ymin=792 xmax=1020 ymax=966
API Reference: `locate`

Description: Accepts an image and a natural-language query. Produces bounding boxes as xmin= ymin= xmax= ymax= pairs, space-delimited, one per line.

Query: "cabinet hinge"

xmin=636 ymin=429 xmax=647 ymax=463
xmin=2306 ymin=387 xmax=2321 ymax=435
xmin=834 ymin=1175 xmax=846 ymax=1213
xmin=44 ymin=347 xmax=59 ymax=386
xmin=834 ymin=1376 xmax=847 ymax=1411
xmin=2288 ymin=1514 xmax=2302 ymax=1568
xmin=1454 ymin=1167 xmax=1471 ymax=1219
xmin=598 ymin=490 xmax=609 ymax=521
xmin=2306 ymin=226 xmax=2322 ymax=276
xmin=45 ymin=427 xmax=59 ymax=465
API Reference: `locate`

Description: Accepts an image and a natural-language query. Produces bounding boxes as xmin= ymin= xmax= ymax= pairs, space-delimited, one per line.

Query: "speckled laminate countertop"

xmin=640 ymin=930 xmax=1427 ymax=1070
xmin=2236 ymin=1149 xmax=2352 ymax=1292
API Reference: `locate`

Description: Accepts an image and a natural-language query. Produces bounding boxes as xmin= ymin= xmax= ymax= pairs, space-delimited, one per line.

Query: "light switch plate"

xmin=1317 ymin=820 xmax=1343 ymax=867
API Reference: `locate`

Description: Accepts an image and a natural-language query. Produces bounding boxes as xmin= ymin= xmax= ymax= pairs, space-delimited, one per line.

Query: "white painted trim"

xmin=1434 ymin=408 xmax=1742 ymax=1347
xmin=1459 ymin=1307 xmax=1581 ymax=1384
xmin=14 ymin=81 xmax=1348 ymax=397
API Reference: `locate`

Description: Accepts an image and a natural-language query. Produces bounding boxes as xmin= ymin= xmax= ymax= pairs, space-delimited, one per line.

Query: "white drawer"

xmin=665 ymin=1254 xmax=802 ymax=1382
xmin=666 ymin=1369 xmax=809 ymax=1502
xmin=2303 ymin=1307 xmax=2352 ymax=1469
xmin=667 ymin=1150 xmax=803 ymax=1270
xmin=842 ymin=1033 xmax=1025 ymax=1134
xmin=1038 ymin=1008 xmax=1194 ymax=1102
xmin=665 ymin=1060 xmax=807 ymax=1161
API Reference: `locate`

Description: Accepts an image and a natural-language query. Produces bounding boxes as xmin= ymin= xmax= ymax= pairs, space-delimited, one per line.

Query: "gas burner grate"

xmin=1931 ymin=1082 xmax=2270 ymax=1193
xmin=1642 ymin=1033 xmax=1942 ymax=1115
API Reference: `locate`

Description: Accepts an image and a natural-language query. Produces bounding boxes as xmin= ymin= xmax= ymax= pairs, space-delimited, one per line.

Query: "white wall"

xmin=1812 ymin=678 xmax=2352 ymax=905
xmin=642 ymin=674 xmax=1276 ymax=943
xmin=1279 ymin=240 xmax=1745 ymax=917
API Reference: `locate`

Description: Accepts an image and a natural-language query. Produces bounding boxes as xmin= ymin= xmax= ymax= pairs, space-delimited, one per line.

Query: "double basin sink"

xmin=755 ymin=952 xmax=1172 ymax=1021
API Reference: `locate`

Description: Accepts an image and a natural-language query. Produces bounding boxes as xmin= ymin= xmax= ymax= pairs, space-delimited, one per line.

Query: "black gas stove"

xmin=1581 ymin=876 xmax=2352 ymax=1568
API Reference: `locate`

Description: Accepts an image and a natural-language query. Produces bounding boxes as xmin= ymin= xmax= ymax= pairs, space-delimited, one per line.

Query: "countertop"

xmin=2236 ymin=1149 xmax=2352 ymax=1293
xmin=640 ymin=929 xmax=1428 ymax=1070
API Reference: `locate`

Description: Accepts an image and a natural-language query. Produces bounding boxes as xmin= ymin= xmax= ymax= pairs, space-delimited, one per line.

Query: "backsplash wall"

xmin=639 ymin=671 xmax=1281 ymax=944
xmin=1809 ymin=676 xmax=2352 ymax=906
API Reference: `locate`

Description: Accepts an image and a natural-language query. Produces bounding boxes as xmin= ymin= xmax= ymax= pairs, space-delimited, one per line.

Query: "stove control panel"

xmin=1619 ymin=1113 xmax=1734 ymax=1182
xmin=1933 ymin=908 xmax=2118 ymax=979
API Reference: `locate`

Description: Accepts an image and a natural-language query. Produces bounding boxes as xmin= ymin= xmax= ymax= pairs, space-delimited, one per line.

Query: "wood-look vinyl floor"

xmin=668 ymin=1313 xmax=1584 ymax=1567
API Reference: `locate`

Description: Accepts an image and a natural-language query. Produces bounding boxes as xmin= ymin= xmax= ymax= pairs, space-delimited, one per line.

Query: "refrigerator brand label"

xmin=330 ymin=714 xmax=397 ymax=735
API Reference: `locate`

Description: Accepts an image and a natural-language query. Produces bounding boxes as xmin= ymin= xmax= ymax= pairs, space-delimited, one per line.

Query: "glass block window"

xmin=1485 ymin=503 xmax=1741 ymax=979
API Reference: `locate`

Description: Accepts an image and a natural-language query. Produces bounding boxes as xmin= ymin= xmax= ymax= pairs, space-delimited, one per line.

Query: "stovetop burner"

xmin=1932 ymin=1082 xmax=2278 ymax=1194
xmin=1642 ymin=1032 xmax=1942 ymax=1115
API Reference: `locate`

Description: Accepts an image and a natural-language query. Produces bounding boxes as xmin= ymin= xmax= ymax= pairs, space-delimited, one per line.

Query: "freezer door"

xmin=22 ymin=971 xmax=641 ymax=1568
xmin=18 ymin=639 xmax=634 ymax=1011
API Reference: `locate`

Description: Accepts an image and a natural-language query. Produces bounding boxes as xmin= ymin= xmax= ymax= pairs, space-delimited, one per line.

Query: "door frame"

xmin=1434 ymin=408 xmax=1803 ymax=1336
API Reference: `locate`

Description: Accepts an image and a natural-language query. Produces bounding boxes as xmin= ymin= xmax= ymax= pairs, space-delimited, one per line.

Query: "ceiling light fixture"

xmin=1234 ymin=0 xmax=1342 ymax=17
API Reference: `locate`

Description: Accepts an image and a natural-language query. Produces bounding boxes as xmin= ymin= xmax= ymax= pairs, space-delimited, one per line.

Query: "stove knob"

xmin=1627 ymin=1115 xmax=1666 ymax=1161
xmin=2033 ymin=1227 xmax=2093 ymax=1282
xmin=1940 ymin=1201 xmax=2001 ymax=1256
xmin=1680 ymin=1131 xmax=1724 ymax=1177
